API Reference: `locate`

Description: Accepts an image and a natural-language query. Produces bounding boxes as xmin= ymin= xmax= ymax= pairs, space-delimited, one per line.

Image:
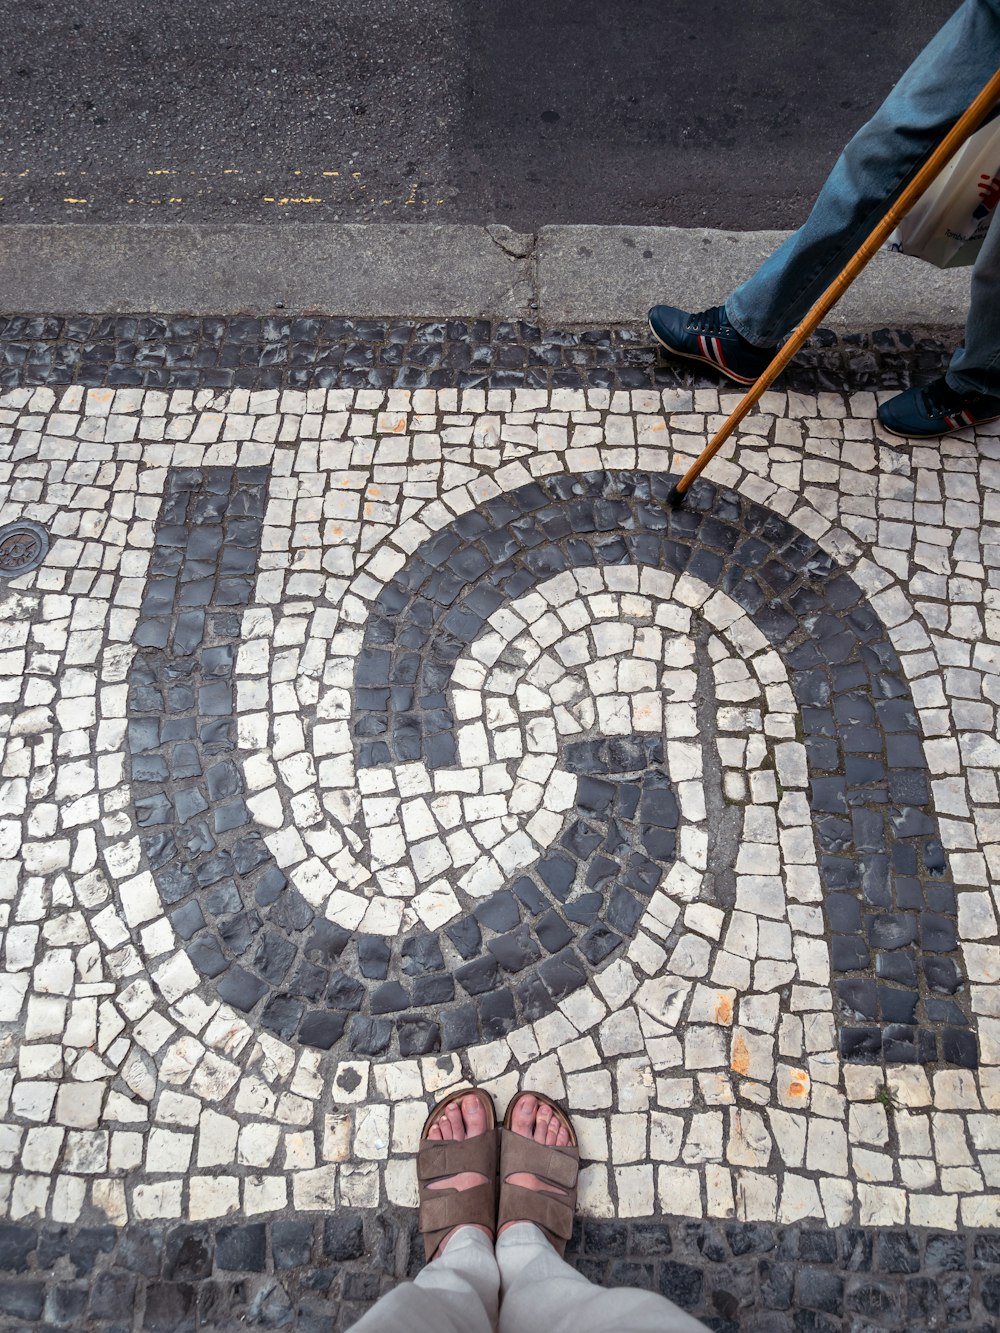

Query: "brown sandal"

xmin=498 ymin=1091 xmax=579 ymax=1256
xmin=417 ymin=1087 xmax=498 ymax=1262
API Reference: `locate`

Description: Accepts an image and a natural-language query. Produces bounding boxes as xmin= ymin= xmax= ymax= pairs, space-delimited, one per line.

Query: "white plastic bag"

xmin=887 ymin=114 xmax=1000 ymax=268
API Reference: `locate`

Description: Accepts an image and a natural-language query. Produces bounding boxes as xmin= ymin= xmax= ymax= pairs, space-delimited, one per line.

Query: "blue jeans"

xmin=727 ymin=0 xmax=1000 ymax=397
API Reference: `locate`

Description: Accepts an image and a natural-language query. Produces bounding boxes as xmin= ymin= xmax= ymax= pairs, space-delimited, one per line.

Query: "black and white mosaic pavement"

xmin=4 ymin=1211 xmax=1000 ymax=1332
xmin=127 ymin=466 xmax=974 ymax=1068
xmin=0 ymin=315 xmax=965 ymax=396
xmin=1 ymin=323 xmax=1000 ymax=1332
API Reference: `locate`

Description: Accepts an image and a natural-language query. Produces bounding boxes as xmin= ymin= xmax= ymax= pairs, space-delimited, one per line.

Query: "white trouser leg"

xmin=496 ymin=1223 xmax=708 ymax=1333
xmin=351 ymin=1226 xmax=500 ymax=1333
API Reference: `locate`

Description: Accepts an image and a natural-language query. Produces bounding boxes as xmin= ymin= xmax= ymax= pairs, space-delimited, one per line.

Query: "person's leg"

xmin=350 ymin=1226 xmax=500 ymax=1333
xmin=497 ymin=1223 xmax=707 ymax=1333
xmin=495 ymin=1094 xmax=708 ymax=1333
xmin=878 ymin=198 xmax=1000 ymax=436
xmin=947 ymin=191 xmax=1000 ymax=396
xmin=352 ymin=1090 xmax=501 ymax=1333
xmin=876 ymin=196 xmax=1000 ymax=435
xmin=727 ymin=0 xmax=1000 ymax=348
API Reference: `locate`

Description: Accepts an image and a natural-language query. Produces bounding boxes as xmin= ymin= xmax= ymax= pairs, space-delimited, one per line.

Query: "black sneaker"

xmin=648 ymin=304 xmax=777 ymax=385
xmin=878 ymin=376 xmax=1000 ymax=439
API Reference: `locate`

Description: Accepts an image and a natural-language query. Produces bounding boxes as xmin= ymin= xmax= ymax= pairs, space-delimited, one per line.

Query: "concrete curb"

xmin=0 ymin=222 xmax=972 ymax=327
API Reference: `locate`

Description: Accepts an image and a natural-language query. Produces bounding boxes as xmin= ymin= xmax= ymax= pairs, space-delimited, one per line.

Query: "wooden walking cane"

xmin=668 ymin=64 xmax=1000 ymax=505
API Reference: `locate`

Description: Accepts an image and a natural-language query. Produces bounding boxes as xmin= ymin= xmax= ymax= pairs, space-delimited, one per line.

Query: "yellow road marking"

xmin=1 ymin=165 xmax=446 ymax=207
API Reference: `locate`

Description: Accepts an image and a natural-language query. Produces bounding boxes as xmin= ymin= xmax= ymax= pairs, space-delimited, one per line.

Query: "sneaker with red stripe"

xmin=648 ymin=304 xmax=776 ymax=386
xmin=878 ymin=376 xmax=1000 ymax=439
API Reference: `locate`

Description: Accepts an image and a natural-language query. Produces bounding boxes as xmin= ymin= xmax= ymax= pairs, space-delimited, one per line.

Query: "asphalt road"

xmin=1 ymin=0 xmax=956 ymax=230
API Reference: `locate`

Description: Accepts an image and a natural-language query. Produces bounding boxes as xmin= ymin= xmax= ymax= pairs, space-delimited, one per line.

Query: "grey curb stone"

xmin=0 ymin=223 xmax=973 ymax=327
xmin=537 ymin=225 xmax=973 ymax=329
xmin=0 ymin=224 xmax=537 ymax=321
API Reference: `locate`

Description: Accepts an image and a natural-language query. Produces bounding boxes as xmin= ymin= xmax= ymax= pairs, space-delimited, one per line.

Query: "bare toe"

xmin=445 ymin=1101 xmax=466 ymax=1141
xmin=462 ymin=1093 xmax=486 ymax=1136
xmin=512 ymin=1093 xmax=538 ymax=1136
xmin=534 ymin=1103 xmax=553 ymax=1143
xmin=428 ymin=1121 xmax=443 ymax=1140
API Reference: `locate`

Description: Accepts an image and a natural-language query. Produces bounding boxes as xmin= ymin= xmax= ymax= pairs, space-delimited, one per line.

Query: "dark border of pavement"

xmin=0 ymin=223 xmax=972 ymax=327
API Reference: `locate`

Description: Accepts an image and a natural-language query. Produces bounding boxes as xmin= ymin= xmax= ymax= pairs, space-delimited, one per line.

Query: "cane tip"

xmin=667 ymin=483 xmax=686 ymax=508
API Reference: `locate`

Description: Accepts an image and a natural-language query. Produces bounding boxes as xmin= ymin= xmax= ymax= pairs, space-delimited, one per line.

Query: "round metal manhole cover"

xmin=0 ymin=521 xmax=50 ymax=577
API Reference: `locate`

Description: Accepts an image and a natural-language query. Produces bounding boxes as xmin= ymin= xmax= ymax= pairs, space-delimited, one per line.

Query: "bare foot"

xmin=498 ymin=1092 xmax=573 ymax=1238
xmin=426 ymin=1092 xmax=493 ymax=1258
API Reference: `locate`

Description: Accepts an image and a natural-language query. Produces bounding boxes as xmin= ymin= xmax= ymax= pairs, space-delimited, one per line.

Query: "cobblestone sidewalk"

xmin=0 ymin=318 xmax=998 ymax=1330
